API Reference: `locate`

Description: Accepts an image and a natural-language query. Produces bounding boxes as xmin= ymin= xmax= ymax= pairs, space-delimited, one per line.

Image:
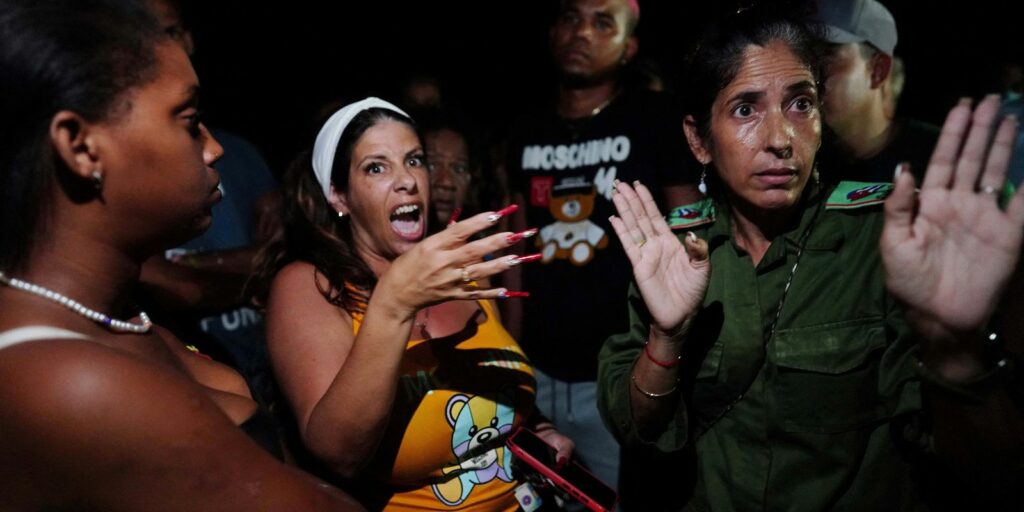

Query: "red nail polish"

xmin=506 ymin=228 xmax=538 ymax=244
xmin=447 ymin=207 xmax=462 ymax=226
xmin=499 ymin=290 xmax=530 ymax=299
xmin=487 ymin=204 xmax=519 ymax=223
xmin=496 ymin=204 xmax=519 ymax=216
xmin=515 ymin=253 xmax=542 ymax=264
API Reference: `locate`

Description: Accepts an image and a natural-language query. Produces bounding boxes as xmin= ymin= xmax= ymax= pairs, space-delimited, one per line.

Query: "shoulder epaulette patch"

xmin=667 ymin=198 xmax=715 ymax=230
xmin=826 ymin=181 xmax=893 ymax=209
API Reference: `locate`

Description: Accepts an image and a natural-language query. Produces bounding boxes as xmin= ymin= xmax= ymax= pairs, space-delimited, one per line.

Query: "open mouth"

xmin=390 ymin=203 xmax=424 ymax=240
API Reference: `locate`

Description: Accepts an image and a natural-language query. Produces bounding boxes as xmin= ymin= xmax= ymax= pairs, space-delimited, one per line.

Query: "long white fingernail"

xmin=687 ymin=231 xmax=697 ymax=243
xmin=894 ymin=162 xmax=907 ymax=180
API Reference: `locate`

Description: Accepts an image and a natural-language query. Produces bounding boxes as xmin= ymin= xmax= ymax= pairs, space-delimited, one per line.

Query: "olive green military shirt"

xmin=598 ymin=183 xmax=924 ymax=511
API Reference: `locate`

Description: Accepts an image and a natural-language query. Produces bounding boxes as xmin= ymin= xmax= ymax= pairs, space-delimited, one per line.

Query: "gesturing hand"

xmin=377 ymin=207 xmax=534 ymax=317
xmin=882 ymin=95 xmax=1024 ymax=356
xmin=608 ymin=180 xmax=710 ymax=341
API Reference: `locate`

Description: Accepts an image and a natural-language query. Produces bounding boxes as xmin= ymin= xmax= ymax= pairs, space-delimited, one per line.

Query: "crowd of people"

xmin=1 ymin=0 xmax=1021 ymax=511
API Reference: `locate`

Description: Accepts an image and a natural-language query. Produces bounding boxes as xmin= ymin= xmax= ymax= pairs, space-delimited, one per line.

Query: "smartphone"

xmin=506 ymin=427 xmax=618 ymax=512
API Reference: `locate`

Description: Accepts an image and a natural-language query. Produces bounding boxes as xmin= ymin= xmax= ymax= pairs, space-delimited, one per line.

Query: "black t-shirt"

xmin=506 ymin=89 xmax=696 ymax=381
xmin=819 ymin=118 xmax=940 ymax=184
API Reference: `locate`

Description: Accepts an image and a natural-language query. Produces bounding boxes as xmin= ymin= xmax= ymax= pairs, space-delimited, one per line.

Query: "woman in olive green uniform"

xmin=597 ymin=8 xmax=1024 ymax=510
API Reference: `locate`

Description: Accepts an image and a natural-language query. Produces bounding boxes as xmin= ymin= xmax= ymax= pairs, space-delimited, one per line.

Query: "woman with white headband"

xmin=253 ymin=97 xmax=573 ymax=510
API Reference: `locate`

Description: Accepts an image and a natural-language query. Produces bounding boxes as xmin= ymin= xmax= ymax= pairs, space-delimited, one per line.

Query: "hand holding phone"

xmin=506 ymin=427 xmax=618 ymax=512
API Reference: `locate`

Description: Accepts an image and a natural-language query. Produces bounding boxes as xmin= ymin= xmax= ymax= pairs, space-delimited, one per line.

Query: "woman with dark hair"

xmin=420 ymin=111 xmax=489 ymax=233
xmin=0 ymin=0 xmax=362 ymax=509
xmin=598 ymin=6 xmax=1023 ymax=509
xmin=254 ymin=97 xmax=573 ymax=510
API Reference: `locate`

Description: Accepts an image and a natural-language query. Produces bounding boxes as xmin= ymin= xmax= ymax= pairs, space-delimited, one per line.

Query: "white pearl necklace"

xmin=0 ymin=271 xmax=152 ymax=334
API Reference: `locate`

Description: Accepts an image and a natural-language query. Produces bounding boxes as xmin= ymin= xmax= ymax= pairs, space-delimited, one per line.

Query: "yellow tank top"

xmin=350 ymin=292 xmax=534 ymax=511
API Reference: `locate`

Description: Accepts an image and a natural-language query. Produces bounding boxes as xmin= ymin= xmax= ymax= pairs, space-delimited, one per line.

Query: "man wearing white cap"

xmin=815 ymin=0 xmax=940 ymax=183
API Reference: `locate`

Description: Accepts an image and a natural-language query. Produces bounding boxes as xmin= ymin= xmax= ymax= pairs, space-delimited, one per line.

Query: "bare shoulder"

xmin=0 ymin=339 xmax=361 ymax=510
xmin=266 ymin=260 xmax=352 ymax=328
xmin=263 ymin=263 xmax=358 ymax=433
xmin=0 ymin=339 xmax=241 ymax=472
xmin=272 ymin=260 xmax=324 ymax=292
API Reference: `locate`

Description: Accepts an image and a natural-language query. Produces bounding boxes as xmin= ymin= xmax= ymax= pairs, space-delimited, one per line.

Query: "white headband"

xmin=311 ymin=97 xmax=410 ymax=200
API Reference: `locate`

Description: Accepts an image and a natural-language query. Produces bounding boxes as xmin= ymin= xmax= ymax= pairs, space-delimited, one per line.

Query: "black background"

xmin=181 ymin=0 xmax=1020 ymax=175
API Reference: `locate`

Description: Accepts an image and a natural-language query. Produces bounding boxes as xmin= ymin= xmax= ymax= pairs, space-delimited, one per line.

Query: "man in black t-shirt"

xmin=504 ymin=0 xmax=699 ymax=499
xmin=814 ymin=0 xmax=939 ymax=183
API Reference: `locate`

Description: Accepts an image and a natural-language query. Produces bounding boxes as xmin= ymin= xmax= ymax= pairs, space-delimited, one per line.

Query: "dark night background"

xmin=180 ymin=0 xmax=1021 ymax=176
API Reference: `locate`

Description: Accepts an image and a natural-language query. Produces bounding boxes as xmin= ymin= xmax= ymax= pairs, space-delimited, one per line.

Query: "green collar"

xmin=667 ymin=198 xmax=716 ymax=230
xmin=666 ymin=186 xmax=844 ymax=258
xmin=825 ymin=181 xmax=894 ymax=209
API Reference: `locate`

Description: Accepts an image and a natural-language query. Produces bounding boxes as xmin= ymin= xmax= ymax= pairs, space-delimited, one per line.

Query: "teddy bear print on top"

xmin=430 ymin=392 xmax=516 ymax=506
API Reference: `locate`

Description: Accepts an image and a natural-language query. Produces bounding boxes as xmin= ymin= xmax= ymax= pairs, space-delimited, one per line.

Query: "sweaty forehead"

xmin=354 ymin=121 xmax=420 ymax=156
xmin=721 ymin=42 xmax=815 ymax=97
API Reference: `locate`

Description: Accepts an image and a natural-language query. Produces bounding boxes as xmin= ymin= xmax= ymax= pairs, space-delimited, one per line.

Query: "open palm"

xmin=882 ymin=95 xmax=1024 ymax=336
xmin=609 ymin=181 xmax=711 ymax=337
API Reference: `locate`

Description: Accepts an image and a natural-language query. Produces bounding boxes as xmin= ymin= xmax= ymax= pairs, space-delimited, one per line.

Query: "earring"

xmin=698 ymin=165 xmax=708 ymax=195
xmin=337 ymin=211 xmax=346 ymax=219
xmin=90 ymin=169 xmax=103 ymax=191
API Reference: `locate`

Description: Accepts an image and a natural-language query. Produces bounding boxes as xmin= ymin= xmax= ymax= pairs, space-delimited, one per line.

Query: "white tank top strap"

xmin=0 ymin=326 xmax=90 ymax=351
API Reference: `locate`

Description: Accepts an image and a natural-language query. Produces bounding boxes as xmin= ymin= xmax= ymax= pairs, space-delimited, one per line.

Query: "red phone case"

xmin=506 ymin=427 xmax=617 ymax=512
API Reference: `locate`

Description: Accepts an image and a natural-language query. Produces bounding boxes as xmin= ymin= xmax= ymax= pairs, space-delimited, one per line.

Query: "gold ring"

xmin=460 ymin=267 xmax=472 ymax=283
xmin=637 ymin=238 xmax=647 ymax=248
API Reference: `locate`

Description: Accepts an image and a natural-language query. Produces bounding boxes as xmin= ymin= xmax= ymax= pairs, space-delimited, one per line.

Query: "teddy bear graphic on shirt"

xmin=537 ymin=176 xmax=608 ymax=266
xmin=431 ymin=392 xmax=516 ymax=506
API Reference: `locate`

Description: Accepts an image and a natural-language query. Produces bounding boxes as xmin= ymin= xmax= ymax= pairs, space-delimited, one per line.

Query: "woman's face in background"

xmin=426 ymin=128 xmax=472 ymax=225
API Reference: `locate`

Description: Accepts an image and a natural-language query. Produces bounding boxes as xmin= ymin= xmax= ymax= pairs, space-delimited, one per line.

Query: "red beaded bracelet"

xmin=645 ymin=342 xmax=682 ymax=368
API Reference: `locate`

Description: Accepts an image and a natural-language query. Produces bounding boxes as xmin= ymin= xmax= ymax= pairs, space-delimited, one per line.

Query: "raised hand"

xmin=376 ymin=206 xmax=534 ymax=316
xmin=882 ymin=95 xmax=1024 ymax=371
xmin=609 ymin=180 xmax=711 ymax=340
